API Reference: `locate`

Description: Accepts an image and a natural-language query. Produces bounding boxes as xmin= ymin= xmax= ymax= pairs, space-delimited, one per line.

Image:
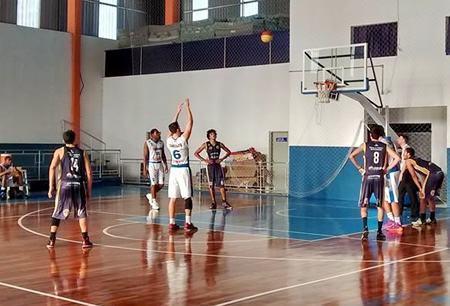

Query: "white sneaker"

xmin=412 ymin=219 xmax=423 ymax=227
xmin=146 ymin=193 xmax=152 ymax=204
xmin=151 ymin=199 xmax=160 ymax=210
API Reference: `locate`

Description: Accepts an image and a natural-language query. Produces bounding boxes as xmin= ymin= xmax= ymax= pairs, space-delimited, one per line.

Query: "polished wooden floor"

xmin=0 ymin=186 xmax=449 ymax=305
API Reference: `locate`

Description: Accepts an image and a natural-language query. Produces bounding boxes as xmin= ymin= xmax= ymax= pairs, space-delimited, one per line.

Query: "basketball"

xmin=260 ymin=30 xmax=273 ymax=43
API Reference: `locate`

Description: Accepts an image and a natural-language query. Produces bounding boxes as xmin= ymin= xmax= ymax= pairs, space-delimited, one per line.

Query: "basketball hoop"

xmin=314 ymin=80 xmax=337 ymax=103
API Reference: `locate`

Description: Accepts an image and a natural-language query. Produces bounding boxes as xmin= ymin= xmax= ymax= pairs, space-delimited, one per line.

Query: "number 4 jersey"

xmin=61 ymin=146 xmax=86 ymax=183
xmin=167 ymin=135 xmax=189 ymax=167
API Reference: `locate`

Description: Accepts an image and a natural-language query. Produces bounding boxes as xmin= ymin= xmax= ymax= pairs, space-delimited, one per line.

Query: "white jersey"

xmin=146 ymin=139 xmax=164 ymax=163
xmin=167 ymin=135 xmax=189 ymax=167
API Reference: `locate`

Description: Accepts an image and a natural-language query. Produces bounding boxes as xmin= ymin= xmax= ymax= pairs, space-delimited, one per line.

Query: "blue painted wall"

xmin=289 ymin=146 xmax=362 ymax=202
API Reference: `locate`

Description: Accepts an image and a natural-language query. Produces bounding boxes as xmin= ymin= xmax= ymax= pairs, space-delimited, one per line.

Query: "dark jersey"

xmin=364 ymin=141 xmax=387 ymax=176
xmin=415 ymin=158 xmax=442 ymax=174
xmin=61 ymin=146 xmax=86 ymax=183
xmin=206 ymin=141 xmax=222 ymax=160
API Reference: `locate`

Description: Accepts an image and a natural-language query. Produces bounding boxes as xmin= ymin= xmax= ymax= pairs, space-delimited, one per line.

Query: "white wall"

xmin=81 ymin=36 xmax=118 ymax=140
xmin=290 ymin=0 xmax=450 ymax=150
xmin=102 ymin=64 xmax=290 ymax=158
xmin=0 ymin=22 xmax=116 ymax=144
xmin=0 ymin=23 xmax=70 ymax=143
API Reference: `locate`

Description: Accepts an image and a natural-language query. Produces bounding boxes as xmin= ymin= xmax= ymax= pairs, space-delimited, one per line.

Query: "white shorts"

xmin=384 ymin=171 xmax=399 ymax=203
xmin=148 ymin=163 xmax=164 ymax=186
xmin=168 ymin=167 xmax=192 ymax=199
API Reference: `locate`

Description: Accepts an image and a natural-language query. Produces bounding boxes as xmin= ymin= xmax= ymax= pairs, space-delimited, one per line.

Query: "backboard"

xmin=302 ymin=43 xmax=369 ymax=94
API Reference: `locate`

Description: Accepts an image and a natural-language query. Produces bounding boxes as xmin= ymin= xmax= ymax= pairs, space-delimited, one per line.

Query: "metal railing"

xmin=60 ymin=120 xmax=107 ymax=151
xmin=2 ymin=149 xmax=121 ymax=181
xmin=120 ymin=158 xmax=288 ymax=195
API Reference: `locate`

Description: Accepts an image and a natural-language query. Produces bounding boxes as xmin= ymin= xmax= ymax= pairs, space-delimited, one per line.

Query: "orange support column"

xmin=165 ymin=0 xmax=180 ymax=25
xmin=67 ymin=0 xmax=82 ymax=144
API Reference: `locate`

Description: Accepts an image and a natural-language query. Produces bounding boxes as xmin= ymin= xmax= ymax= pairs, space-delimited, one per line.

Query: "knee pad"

xmin=51 ymin=218 xmax=61 ymax=227
xmin=184 ymin=197 xmax=193 ymax=210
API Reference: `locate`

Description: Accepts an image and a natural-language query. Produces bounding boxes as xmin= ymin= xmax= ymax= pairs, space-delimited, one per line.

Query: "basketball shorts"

xmin=168 ymin=166 xmax=193 ymax=199
xmin=52 ymin=181 xmax=87 ymax=220
xmin=424 ymin=171 xmax=445 ymax=200
xmin=207 ymin=163 xmax=225 ymax=188
xmin=359 ymin=174 xmax=384 ymax=208
xmin=148 ymin=162 xmax=164 ymax=186
xmin=384 ymin=171 xmax=400 ymax=203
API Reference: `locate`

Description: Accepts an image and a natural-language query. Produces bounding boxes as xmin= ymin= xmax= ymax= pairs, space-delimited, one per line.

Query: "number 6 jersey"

xmin=167 ymin=135 xmax=189 ymax=167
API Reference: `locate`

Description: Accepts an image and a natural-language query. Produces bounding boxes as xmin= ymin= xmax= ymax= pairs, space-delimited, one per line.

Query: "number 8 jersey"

xmin=363 ymin=141 xmax=387 ymax=176
xmin=167 ymin=135 xmax=189 ymax=167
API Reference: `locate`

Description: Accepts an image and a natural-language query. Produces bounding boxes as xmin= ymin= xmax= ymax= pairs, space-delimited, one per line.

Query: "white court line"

xmin=214 ymin=246 xmax=450 ymax=306
xmin=18 ymin=208 xmax=386 ymax=263
xmin=0 ymin=215 xmax=26 ymax=220
xmin=91 ymin=211 xmax=295 ymax=241
xmin=94 ymin=209 xmax=442 ymax=249
xmin=0 ymin=281 xmax=98 ymax=306
xmin=276 ymin=209 xmax=370 ymax=220
xmin=103 ymin=222 xmax=274 ymax=244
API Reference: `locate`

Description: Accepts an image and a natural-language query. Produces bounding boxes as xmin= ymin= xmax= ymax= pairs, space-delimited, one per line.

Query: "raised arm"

xmin=194 ymin=143 xmax=208 ymax=163
xmin=349 ymin=143 xmax=365 ymax=175
xmin=143 ymin=142 xmax=149 ymax=176
xmin=182 ymin=98 xmax=193 ymax=141
xmin=83 ymin=151 xmax=93 ymax=200
xmin=48 ymin=149 xmax=62 ymax=198
xmin=385 ymin=146 xmax=401 ymax=173
xmin=172 ymin=103 xmax=183 ymax=124
xmin=219 ymin=143 xmax=232 ymax=163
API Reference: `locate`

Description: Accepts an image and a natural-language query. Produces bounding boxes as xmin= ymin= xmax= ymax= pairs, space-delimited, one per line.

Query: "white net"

xmin=315 ymin=80 xmax=337 ymax=103
xmin=290 ymin=120 xmax=366 ymax=198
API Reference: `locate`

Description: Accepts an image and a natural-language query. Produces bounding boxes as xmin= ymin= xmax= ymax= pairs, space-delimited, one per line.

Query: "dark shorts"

xmin=359 ymin=175 xmax=384 ymax=208
xmin=52 ymin=181 xmax=87 ymax=220
xmin=207 ymin=163 xmax=225 ymax=188
xmin=424 ymin=171 xmax=445 ymax=200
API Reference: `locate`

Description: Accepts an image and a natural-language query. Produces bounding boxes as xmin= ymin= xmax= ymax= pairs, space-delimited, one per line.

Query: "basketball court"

xmin=0 ymin=187 xmax=449 ymax=305
xmin=1 ymin=0 xmax=450 ymax=305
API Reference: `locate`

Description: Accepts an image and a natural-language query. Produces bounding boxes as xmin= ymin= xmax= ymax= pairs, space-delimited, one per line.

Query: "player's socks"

xmin=169 ymin=218 xmax=176 ymax=225
xmin=186 ymin=216 xmax=192 ymax=224
xmin=430 ymin=211 xmax=436 ymax=221
xmin=47 ymin=232 xmax=56 ymax=249
xmin=386 ymin=212 xmax=394 ymax=221
xmin=420 ymin=213 xmax=426 ymax=223
xmin=146 ymin=193 xmax=153 ymax=203
xmin=377 ymin=221 xmax=383 ymax=233
xmin=362 ymin=217 xmax=368 ymax=229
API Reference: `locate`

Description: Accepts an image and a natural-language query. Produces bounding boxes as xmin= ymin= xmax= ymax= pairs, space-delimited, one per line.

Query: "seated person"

xmin=0 ymin=155 xmax=26 ymax=200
